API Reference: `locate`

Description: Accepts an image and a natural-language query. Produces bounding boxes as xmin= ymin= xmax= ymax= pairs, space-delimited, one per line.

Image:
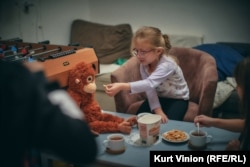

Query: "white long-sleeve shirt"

xmin=129 ymin=55 xmax=189 ymax=111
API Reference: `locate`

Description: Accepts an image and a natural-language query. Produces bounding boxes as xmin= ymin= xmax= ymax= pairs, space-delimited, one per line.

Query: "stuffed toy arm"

xmin=89 ymin=121 xmax=132 ymax=134
xmin=89 ymin=114 xmax=137 ymax=134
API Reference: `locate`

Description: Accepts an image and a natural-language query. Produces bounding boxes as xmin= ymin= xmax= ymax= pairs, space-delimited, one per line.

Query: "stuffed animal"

xmin=67 ymin=61 xmax=137 ymax=135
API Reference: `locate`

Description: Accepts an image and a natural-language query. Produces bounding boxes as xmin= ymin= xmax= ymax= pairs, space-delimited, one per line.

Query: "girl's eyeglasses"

xmin=132 ymin=49 xmax=154 ymax=57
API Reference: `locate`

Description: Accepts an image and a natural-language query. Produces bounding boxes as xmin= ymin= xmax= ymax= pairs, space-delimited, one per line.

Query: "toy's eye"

xmin=86 ymin=75 xmax=93 ymax=83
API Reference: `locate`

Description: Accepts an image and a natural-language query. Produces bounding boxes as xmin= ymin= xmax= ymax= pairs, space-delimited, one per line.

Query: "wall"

xmin=0 ymin=0 xmax=249 ymax=45
xmin=0 ymin=0 xmax=90 ymax=45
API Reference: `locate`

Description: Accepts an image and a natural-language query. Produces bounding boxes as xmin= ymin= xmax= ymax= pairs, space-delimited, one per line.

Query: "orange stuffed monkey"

xmin=67 ymin=61 xmax=136 ymax=135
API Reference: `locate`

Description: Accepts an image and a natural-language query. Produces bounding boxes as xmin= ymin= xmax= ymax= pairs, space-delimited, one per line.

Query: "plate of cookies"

xmin=162 ymin=129 xmax=189 ymax=143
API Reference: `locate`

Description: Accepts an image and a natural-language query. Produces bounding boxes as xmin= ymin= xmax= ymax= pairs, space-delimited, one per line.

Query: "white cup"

xmin=189 ymin=130 xmax=213 ymax=148
xmin=103 ymin=134 xmax=125 ymax=154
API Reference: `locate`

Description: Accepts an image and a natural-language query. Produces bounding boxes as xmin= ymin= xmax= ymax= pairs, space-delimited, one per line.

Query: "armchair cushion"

xmin=70 ymin=19 xmax=133 ymax=64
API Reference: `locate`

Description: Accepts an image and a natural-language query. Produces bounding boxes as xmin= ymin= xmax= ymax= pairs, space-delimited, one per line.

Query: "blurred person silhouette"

xmin=0 ymin=60 xmax=98 ymax=167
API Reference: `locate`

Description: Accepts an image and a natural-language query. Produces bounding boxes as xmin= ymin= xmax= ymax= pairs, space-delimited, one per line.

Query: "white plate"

xmin=125 ymin=132 xmax=161 ymax=147
xmin=162 ymin=130 xmax=189 ymax=143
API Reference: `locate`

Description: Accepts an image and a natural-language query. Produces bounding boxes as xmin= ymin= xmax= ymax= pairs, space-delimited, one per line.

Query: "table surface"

xmin=41 ymin=111 xmax=241 ymax=167
xmin=96 ymin=111 xmax=240 ymax=167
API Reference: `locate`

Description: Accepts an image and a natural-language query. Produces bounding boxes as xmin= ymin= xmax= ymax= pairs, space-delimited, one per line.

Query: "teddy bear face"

xmin=82 ymin=75 xmax=96 ymax=93
xmin=68 ymin=62 xmax=96 ymax=95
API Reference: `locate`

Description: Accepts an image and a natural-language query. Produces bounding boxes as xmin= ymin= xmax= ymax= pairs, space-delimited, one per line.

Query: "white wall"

xmin=0 ymin=0 xmax=249 ymax=45
xmin=0 ymin=0 xmax=90 ymax=44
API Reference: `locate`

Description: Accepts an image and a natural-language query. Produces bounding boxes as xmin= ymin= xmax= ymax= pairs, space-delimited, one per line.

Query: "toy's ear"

xmin=75 ymin=78 xmax=81 ymax=84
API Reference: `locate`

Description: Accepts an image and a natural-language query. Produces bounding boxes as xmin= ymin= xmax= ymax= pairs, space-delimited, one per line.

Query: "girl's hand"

xmin=194 ymin=115 xmax=214 ymax=127
xmin=154 ymin=108 xmax=168 ymax=124
xmin=104 ymin=83 xmax=121 ymax=96
xmin=126 ymin=116 xmax=137 ymax=126
xmin=118 ymin=121 xmax=132 ymax=134
xmin=104 ymin=83 xmax=130 ymax=96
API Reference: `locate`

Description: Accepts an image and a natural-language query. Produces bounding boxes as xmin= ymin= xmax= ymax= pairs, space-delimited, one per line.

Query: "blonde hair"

xmin=132 ymin=26 xmax=171 ymax=54
xmin=131 ymin=26 xmax=178 ymax=63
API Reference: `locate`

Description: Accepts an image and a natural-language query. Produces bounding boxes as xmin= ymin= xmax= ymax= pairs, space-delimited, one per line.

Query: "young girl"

xmin=105 ymin=26 xmax=189 ymax=123
xmin=194 ymin=56 xmax=250 ymax=150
